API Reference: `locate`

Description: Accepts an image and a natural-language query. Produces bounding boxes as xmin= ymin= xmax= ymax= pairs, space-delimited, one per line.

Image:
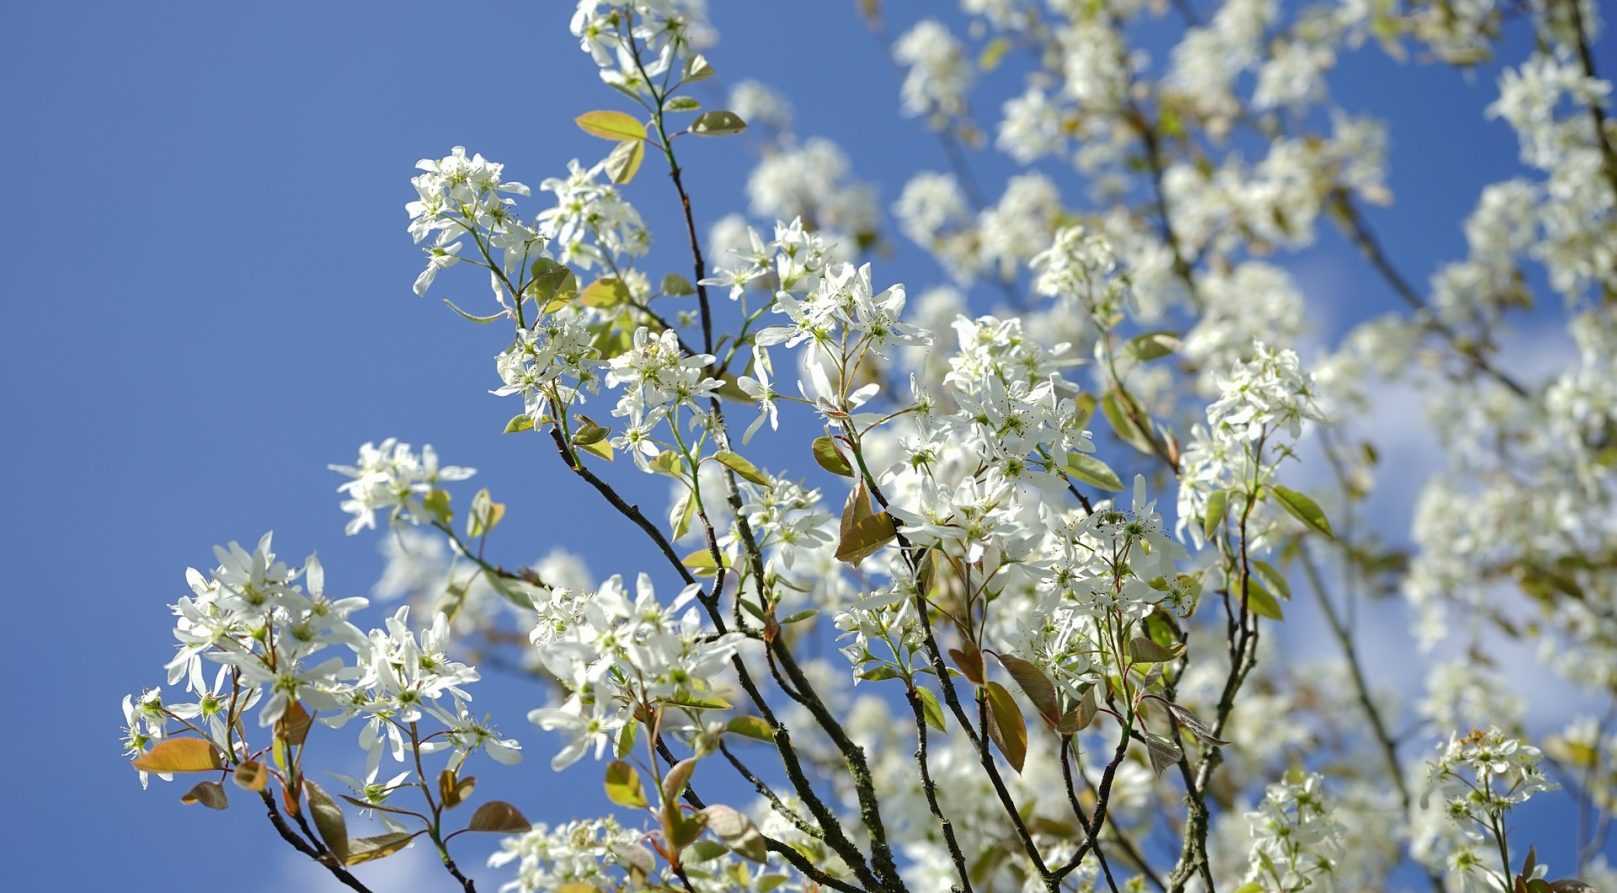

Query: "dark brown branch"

xmin=259 ymin=790 xmax=374 ymax=893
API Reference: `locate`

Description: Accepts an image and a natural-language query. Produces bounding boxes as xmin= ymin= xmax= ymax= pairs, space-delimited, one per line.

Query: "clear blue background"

xmin=1 ymin=0 xmax=1609 ymax=888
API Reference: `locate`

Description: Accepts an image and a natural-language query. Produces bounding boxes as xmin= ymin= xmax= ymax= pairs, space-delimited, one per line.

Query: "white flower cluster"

xmin=406 ymin=146 xmax=534 ymax=295
xmin=892 ymin=19 xmax=974 ymax=126
xmin=569 ymin=0 xmax=715 ymax=98
xmin=328 ymin=438 xmax=476 ymax=535
xmin=528 ymin=573 xmax=745 ymax=769
xmin=1177 ymin=343 xmax=1326 ymax=545
xmin=121 ymin=529 xmax=520 ymax=791
xmin=1241 ymin=772 xmax=1344 ymax=893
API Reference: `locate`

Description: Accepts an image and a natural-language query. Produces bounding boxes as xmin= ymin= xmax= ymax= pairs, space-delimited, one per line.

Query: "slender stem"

xmin=906 ymin=687 xmax=975 ymax=893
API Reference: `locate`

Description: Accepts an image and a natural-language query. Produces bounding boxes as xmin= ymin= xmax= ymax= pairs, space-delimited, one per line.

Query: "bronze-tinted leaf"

xmin=949 ymin=642 xmax=985 ymax=686
xmin=346 ymin=832 xmax=419 ymax=865
xmin=277 ymin=700 xmax=313 ymax=746
xmin=468 ymin=800 xmax=532 ymax=833
xmin=1128 ymin=636 xmax=1182 ymax=663
xmin=438 ymin=769 xmax=476 ymax=809
xmin=131 ymin=737 xmax=222 ymax=773
xmin=984 ymin=682 xmax=1028 ymax=773
xmin=304 ymin=780 xmax=350 ymax=864
xmin=180 ymin=780 xmax=229 ymax=810
xmin=993 ymin=652 xmax=1061 ymax=727
xmin=233 ymin=759 xmax=269 ymax=792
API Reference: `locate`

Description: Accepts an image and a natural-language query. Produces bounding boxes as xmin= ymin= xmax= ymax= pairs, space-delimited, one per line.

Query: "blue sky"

xmin=1 ymin=0 xmax=1608 ymax=889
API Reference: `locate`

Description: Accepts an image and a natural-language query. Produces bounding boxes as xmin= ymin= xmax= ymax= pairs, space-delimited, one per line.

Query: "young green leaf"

xmin=725 ymin=716 xmax=775 ymax=742
xmin=575 ymin=110 xmax=646 ymax=141
xmin=1269 ymin=484 xmax=1335 ymax=538
xmin=714 ymin=450 xmax=770 ymax=486
xmin=1062 ymin=451 xmax=1124 ymax=491
xmin=605 ymin=139 xmax=645 ymax=185
xmin=811 ymin=436 xmax=854 ymax=476
xmin=1240 ymin=577 xmax=1285 ymax=620
xmin=690 ymin=110 xmax=746 ymax=135
xmin=579 ymin=277 xmax=631 ymax=309
xmin=1203 ymin=489 xmax=1229 ymax=541
xmin=604 ymin=760 xmax=648 ymax=809
xmin=916 ymin=686 xmax=947 ymax=732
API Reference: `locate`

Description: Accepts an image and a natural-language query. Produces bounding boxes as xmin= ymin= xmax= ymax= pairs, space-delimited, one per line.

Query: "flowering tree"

xmin=118 ymin=1 xmax=1617 ymax=892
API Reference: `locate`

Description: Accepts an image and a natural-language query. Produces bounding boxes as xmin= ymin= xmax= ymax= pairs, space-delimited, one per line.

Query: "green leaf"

xmin=978 ymin=36 xmax=1009 ymax=70
xmin=701 ymin=804 xmax=767 ymax=863
xmin=1128 ymin=636 xmax=1183 ymax=663
xmin=468 ymin=800 xmax=532 ymax=833
xmin=666 ymin=96 xmax=701 ymax=112
xmin=487 ymin=574 xmax=537 ymax=612
xmin=1101 ymin=389 xmax=1156 ymax=456
xmin=812 ymin=436 xmax=854 ymax=476
xmin=667 ymin=692 xmax=731 ymax=710
xmin=1126 ymin=330 xmax=1181 ymax=362
xmin=690 ymin=110 xmax=747 ymax=136
xmin=504 ymin=414 xmax=535 ymax=434
xmin=346 ymin=832 xmax=418 ymax=865
xmin=984 ymin=682 xmax=1028 ymax=773
xmin=530 ymin=258 xmax=579 ymax=309
xmin=442 ymin=297 xmax=505 ymax=324
xmin=576 ymin=437 xmax=614 ymax=463
xmin=605 ymin=139 xmax=645 ymax=185
xmin=683 ymin=54 xmax=715 ymax=82
xmin=681 ymin=547 xmax=722 ymax=577
xmin=180 ymin=780 xmax=229 ymax=809
xmin=916 ymin=686 xmax=947 ymax=732
xmin=1202 ymin=489 xmax=1229 ymax=542
xmin=467 ymin=488 xmax=506 ymax=539
xmin=1269 ymin=484 xmax=1334 ymax=538
xmin=604 ymin=761 xmax=648 ymax=810
xmin=858 ymin=664 xmax=901 ymax=682
xmin=131 ymin=737 xmax=222 ymax=773
xmin=1073 ymin=392 xmax=1097 ymax=429
xmin=580 ymin=277 xmax=631 ymax=309
xmin=662 ymin=758 xmax=698 ymax=804
xmin=1252 ymin=560 xmax=1291 ymax=599
xmin=724 ymin=716 xmax=775 ymax=743
xmin=305 ymin=780 xmax=350 ymax=865
xmin=573 ymin=416 xmax=610 ymax=446
xmin=1241 ymin=577 xmax=1285 ymax=620
xmin=660 ymin=273 xmax=695 ymax=296
xmin=575 ymin=110 xmax=646 ymax=141
xmin=423 ymin=488 xmax=453 ymax=526
xmin=1143 ymin=732 xmax=1183 ymax=777
xmin=1062 ymin=451 xmax=1124 ymax=491
xmin=714 ymin=450 xmax=770 ymax=486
